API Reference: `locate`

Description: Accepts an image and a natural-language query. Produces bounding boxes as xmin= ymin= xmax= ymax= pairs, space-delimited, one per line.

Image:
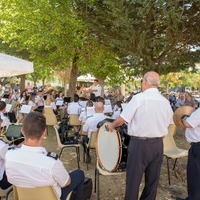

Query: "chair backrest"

xmin=88 ymin=132 xmax=98 ymax=149
xmin=163 ymin=126 xmax=178 ymax=153
xmin=69 ymin=114 xmax=81 ymax=126
xmin=53 ymin=125 xmax=63 ymax=148
xmin=13 ymin=185 xmax=59 ymax=200
xmin=168 ymin=124 xmax=176 ymax=136
xmin=43 ymin=107 xmax=58 ymax=126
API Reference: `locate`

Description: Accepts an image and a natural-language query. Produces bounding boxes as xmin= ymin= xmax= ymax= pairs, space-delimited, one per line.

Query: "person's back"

xmin=5 ymin=111 xmax=85 ymax=200
xmin=83 ymin=102 xmax=108 ymax=138
xmin=67 ymin=94 xmax=82 ymax=115
xmin=0 ymin=140 xmax=11 ymax=190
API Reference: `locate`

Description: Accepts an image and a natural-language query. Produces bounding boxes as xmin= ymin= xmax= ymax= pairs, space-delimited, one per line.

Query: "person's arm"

xmin=108 ymin=116 xmax=126 ymax=132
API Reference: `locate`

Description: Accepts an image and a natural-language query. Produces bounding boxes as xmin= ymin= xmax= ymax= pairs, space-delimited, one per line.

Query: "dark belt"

xmin=190 ymin=141 xmax=200 ymax=146
xmin=130 ymin=136 xmax=162 ymax=140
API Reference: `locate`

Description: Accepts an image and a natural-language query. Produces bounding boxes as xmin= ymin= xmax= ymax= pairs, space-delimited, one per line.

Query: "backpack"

xmin=70 ymin=177 xmax=93 ymax=200
xmin=58 ymin=118 xmax=69 ymax=143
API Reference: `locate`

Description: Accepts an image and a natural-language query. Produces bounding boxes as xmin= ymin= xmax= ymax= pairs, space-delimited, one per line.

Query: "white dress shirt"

xmin=5 ymin=145 xmax=69 ymax=197
xmin=0 ymin=140 xmax=8 ymax=180
xmin=120 ymin=88 xmax=173 ymax=137
xmin=67 ymin=102 xmax=82 ymax=115
xmin=83 ymin=113 xmax=108 ymax=138
xmin=185 ymin=108 xmax=200 ymax=143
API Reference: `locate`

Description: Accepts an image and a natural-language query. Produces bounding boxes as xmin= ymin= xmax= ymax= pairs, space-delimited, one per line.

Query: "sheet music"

xmin=6 ymin=104 xmax=12 ymax=112
xmin=79 ymin=101 xmax=87 ymax=108
xmin=20 ymin=105 xmax=32 ymax=114
xmin=121 ymin=103 xmax=128 ymax=110
xmin=105 ymin=99 xmax=111 ymax=105
xmin=56 ymin=99 xmax=64 ymax=106
xmin=104 ymin=105 xmax=113 ymax=113
xmin=86 ymin=107 xmax=95 ymax=117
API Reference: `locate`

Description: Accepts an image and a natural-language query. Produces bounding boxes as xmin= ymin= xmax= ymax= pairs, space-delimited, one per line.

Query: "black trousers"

xmin=125 ymin=137 xmax=163 ymax=200
xmin=0 ymin=172 xmax=12 ymax=190
xmin=187 ymin=143 xmax=200 ymax=200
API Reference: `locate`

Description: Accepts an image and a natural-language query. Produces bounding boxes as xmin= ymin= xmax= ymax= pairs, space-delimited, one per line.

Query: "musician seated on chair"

xmin=82 ymin=102 xmax=109 ymax=161
xmin=0 ymin=101 xmax=11 ymax=129
xmin=0 ymin=139 xmax=12 ymax=190
xmin=5 ymin=111 xmax=85 ymax=200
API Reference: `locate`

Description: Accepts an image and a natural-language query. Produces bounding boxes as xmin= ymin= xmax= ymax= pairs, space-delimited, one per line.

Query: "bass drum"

xmin=96 ymin=122 xmax=128 ymax=172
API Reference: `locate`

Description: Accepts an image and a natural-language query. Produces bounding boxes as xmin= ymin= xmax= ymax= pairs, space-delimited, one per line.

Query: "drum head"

xmin=96 ymin=122 xmax=122 ymax=172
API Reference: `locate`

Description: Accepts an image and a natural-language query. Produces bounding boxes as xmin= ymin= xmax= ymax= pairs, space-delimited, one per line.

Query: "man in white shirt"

xmin=108 ymin=71 xmax=173 ymax=200
xmin=83 ymin=102 xmax=107 ymax=139
xmin=0 ymin=140 xmax=11 ymax=190
xmin=89 ymin=79 xmax=102 ymax=98
xmin=179 ymin=109 xmax=200 ymax=200
xmin=82 ymin=102 xmax=108 ymax=162
xmin=67 ymin=94 xmax=82 ymax=115
xmin=5 ymin=111 xmax=85 ymax=200
xmin=0 ymin=101 xmax=11 ymax=128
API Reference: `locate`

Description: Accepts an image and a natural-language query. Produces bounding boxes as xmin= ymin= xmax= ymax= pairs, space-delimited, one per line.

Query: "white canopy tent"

xmin=77 ymin=74 xmax=95 ymax=82
xmin=0 ymin=53 xmax=34 ymax=77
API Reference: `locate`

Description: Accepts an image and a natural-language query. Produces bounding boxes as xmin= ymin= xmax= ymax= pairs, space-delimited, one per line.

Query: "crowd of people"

xmin=0 ymin=75 xmax=200 ymax=200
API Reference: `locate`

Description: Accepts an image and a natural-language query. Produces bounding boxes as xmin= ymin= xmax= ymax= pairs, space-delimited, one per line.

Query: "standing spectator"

xmin=25 ymin=82 xmax=33 ymax=94
xmin=175 ymin=92 xmax=185 ymax=109
xmin=108 ymin=71 xmax=173 ymax=200
xmin=184 ymin=93 xmax=196 ymax=108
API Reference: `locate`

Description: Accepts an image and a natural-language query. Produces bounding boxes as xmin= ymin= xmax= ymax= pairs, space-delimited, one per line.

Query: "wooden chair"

xmin=53 ymin=125 xmax=80 ymax=169
xmin=163 ymin=124 xmax=188 ymax=185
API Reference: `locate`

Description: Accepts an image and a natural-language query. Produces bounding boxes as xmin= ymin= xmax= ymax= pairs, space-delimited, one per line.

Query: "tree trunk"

xmin=20 ymin=75 xmax=26 ymax=92
xmin=97 ymin=78 xmax=105 ymax=97
xmin=68 ymin=55 xmax=79 ymax=100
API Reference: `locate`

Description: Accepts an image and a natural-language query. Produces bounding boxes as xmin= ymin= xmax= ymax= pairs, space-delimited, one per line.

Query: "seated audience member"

xmin=0 ymin=140 xmax=12 ymax=190
xmin=0 ymin=101 xmax=11 ymax=128
xmin=184 ymin=93 xmax=196 ymax=108
xmin=175 ymin=92 xmax=185 ymax=108
xmin=5 ymin=111 xmax=85 ymax=200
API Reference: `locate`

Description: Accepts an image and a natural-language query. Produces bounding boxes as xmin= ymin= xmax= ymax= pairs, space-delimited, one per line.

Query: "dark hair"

xmin=90 ymin=93 xmax=96 ymax=102
xmin=74 ymin=94 xmax=80 ymax=102
xmin=97 ymin=96 xmax=105 ymax=105
xmin=0 ymin=101 xmax=6 ymax=111
xmin=22 ymin=112 xmax=46 ymax=140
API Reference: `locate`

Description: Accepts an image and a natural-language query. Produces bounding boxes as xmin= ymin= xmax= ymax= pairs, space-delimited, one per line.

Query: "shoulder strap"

xmin=46 ymin=152 xmax=59 ymax=160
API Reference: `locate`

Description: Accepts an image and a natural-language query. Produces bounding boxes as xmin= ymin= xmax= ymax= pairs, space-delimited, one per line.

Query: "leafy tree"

xmin=74 ymin=0 xmax=200 ymax=75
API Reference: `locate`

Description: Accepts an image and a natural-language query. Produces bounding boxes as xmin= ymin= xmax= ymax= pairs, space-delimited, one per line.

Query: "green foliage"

xmin=75 ymin=0 xmax=200 ymax=75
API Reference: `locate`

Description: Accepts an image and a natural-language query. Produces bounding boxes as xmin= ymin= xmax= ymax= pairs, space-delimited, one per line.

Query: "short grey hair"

xmin=144 ymin=73 xmax=160 ymax=86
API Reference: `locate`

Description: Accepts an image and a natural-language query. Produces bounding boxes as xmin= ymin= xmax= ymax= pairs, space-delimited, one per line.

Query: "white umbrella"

xmin=0 ymin=53 xmax=34 ymax=77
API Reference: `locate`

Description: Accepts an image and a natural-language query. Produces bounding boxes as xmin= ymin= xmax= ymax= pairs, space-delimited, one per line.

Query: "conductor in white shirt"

xmin=88 ymin=79 xmax=102 ymax=98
